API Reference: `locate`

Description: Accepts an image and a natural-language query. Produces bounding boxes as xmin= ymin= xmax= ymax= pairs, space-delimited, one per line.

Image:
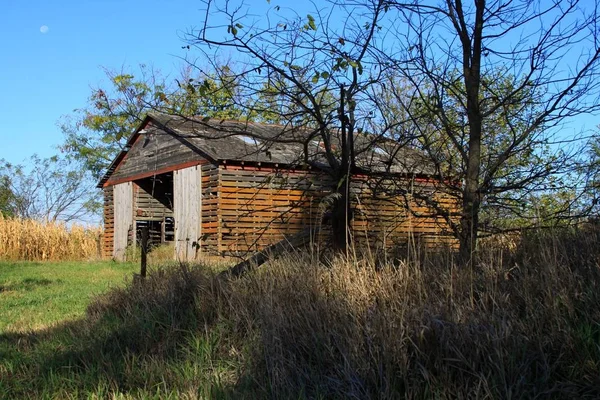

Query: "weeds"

xmin=1 ymin=227 xmax=600 ymax=398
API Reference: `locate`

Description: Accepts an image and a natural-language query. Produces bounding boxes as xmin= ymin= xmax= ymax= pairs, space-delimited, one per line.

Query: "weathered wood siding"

xmin=133 ymin=181 xmax=174 ymax=221
xmin=218 ymin=166 xmax=323 ymax=254
xmin=113 ymin=182 xmax=133 ymax=261
xmin=351 ymin=178 xmax=458 ymax=249
xmin=104 ymin=163 xmax=457 ymax=259
xmin=209 ymin=165 xmax=458 ymax=255
xmin=201 ymin=163 xmax=220 ymax=253
xmin=174 ymin=166 xmax=202 ymax=260
xmin=102 ymin=186 xmax=114 ymax=258
xmin=107 ymin=123 xmax=208 ymax=186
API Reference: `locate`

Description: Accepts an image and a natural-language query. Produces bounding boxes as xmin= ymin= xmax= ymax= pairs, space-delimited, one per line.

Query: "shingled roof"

xmin=97 ymin=113 xmax=437 ymax=188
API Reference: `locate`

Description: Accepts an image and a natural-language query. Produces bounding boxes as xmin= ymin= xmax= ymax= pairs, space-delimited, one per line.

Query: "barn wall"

xmin=107 ymin=124 xmax=208 ymax=186
xmin=350 ymin=178 xmax=458 ymax=249
xmin=217 ymin=166 xmax=324 ymax=254
xmin=103 ymin=162 xmax=457 ymax=260
xmin=174 ymin=165 xmax=202 ymax=261
xmin=113 ymin=182 xmax=133 ymax=261
xmin=200 ymin=163 xmax=220 ymax=254
xmin=102 ymin=186 xmax=114 ymax=258
xmin=213 ymin=165 xmax=458 ymax=254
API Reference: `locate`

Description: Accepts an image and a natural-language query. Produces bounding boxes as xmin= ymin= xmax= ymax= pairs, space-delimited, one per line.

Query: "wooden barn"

xmin=98 ymin=113 xmax=457 ymax=261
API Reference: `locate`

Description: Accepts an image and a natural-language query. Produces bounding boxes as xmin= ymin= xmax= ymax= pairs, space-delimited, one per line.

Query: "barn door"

xmin=113 ymin=181 xmax=133 ymax=261
xmin=174 ymin=166 xmax=202 ymax=261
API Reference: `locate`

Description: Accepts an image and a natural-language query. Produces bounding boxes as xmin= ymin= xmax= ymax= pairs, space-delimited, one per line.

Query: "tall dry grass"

xmin=0 ymin=215 xmax=102 ymax=261
xmin=3 ymin=226 xmax=600 ymax=398
xmin=216 ymin=229 xmax=600 ymax=398
xmin=83 ymin=226 xmax=600 ymax=398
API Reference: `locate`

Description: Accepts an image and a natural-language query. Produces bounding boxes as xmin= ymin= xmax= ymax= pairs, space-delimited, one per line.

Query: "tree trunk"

xmin=459 ymin=178 xmax=480 ymax=265
xmin=331 ymin=84 xmax=352 ymax=253
xmin=456 ymin=0 xmax=485 ymax=266
xmin=331 ymin=175 xmax=351 ymax=252
xmin=459 ymin=92 xmax=483 ymax=266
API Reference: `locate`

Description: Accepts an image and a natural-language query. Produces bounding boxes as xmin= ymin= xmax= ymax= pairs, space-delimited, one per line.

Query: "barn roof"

xmin=97 ymin=113 xmax=437 ymax=188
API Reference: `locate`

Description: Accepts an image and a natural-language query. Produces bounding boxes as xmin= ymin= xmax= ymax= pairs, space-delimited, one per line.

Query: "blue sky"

xmin=0 ymin=0 xmax=211 ymax=164
xmin=0 ymin=0 xmax=598 ymax=166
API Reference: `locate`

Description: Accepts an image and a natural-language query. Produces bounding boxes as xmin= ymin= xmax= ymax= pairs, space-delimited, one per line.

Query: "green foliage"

xmin=587 ymin=127 xmax=600 ymax=214
xmin=305 ymin=14 xmax=317 ymax=31
xmin=60 ymin=65 xmax=244 ymax=179
xmin=382 ymin=71 xmax=582 ymax=232
xmin=0 ymin=175 xmax=16 ymax=217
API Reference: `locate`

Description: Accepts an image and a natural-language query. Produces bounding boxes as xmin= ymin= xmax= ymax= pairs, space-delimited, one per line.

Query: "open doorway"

xmin=132 ymin=172 xmax=174 ymax=248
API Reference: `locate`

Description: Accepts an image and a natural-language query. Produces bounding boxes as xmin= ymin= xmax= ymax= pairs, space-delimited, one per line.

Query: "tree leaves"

xmin=311 ymin=71 xmax=331 ymax=84
xmin=305 ymin=14 xmax=317 ymax=31
xmin=60 ymin=65 xmax=245 ymax=179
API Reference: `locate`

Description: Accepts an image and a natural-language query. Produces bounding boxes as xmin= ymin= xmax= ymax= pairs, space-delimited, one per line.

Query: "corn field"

xmin=0 ymin=215 xmax=102 ymax=261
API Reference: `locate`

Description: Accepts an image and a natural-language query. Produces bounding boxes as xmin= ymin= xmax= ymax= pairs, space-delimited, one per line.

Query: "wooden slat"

xmin=213 ymin=165 xmax=459 ymax=252
xmin=174 ymin=165 xmax=202 ymax=261
xmin=113 ymin=182 xmax=133 ymax=261
xmin=102 ymin=186 xmax=114 ymax=258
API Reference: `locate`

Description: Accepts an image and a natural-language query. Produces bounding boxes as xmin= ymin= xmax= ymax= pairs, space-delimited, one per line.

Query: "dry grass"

xmin=0 ymin=215 xmax=102 ymax=261
xmin=216 ymin=227 xmax=600 ymax=398
xmin=125 ymin=242 xmax=238 ymax=271
xmin=2 ymin=226 xmax=600 ymax=398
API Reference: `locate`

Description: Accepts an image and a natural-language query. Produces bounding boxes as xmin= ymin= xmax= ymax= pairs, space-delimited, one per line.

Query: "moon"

xmin=40 ymin=25 xmax=49 ymax=34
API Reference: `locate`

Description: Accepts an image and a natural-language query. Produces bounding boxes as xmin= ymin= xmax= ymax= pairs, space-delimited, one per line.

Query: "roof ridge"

xmin=149 ymin=112 xmax=297 ymax=129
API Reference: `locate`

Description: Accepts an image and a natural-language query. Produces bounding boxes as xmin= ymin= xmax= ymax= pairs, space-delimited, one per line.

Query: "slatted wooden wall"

xmin=174 ymin=166 xmax=202 ymax=261
xmin=113 ymin=182 xmax=133 ymax=261
xmin=133 ymin=178 xmax=174 ymax=221
xmin=207 ymin=165 xmax=458 ymax=255
xmin=133 ymin=180 xmax=175 ymax=245
xmin=103 ymin=163 xmax=458 ymax=259
xmin=351 ymin=178 xmax=458 ymax=249
xmin=102 ymin=186 xmax=114 ymax=258
xmin=218 ymin=166 xmax=324 ymax=254
xmin=201 ymin=163 xmax=220 ymax=253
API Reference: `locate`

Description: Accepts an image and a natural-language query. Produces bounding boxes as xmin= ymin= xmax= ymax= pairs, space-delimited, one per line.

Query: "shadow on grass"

xmin=2 ymin=227 xmax=600 ymax=399
xmin=0 ymin=264 xmax=249 ymax=399
xmin=0 ymin=277 xmax=57 ymax=293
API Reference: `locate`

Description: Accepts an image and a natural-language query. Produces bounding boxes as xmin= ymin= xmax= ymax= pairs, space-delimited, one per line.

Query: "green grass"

xmin=0 ymin=262 xmax=241 ymax=399
xmin=0 ymin=261 xmax=137 ymax=333
xmin=1 ymin=228 xmax=600 ymax=398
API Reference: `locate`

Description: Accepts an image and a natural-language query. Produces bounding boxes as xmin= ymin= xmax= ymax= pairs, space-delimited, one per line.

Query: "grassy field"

xmin=0 ymin=261 xmax=137 ymax=333
xmin=1 ymin=228 xmax=600 ymax=398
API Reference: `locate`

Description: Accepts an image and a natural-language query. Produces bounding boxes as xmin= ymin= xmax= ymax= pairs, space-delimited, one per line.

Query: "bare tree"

xmin=0 ymin=155 xmax=100 ymax=223
xmin=386 ymin=0 xmax=600 ymax=262
xmin=184 ymin=0 xmax=395 ymax=251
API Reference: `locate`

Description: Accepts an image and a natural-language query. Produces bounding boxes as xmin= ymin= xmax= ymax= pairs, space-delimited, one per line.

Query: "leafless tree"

xmin=385 ymin=0 xmax=600 ymax=263
xmin=183 ymin=0 xmax=398 ymax=251
xmin=0 ymin=155 xmax=100 ymax=223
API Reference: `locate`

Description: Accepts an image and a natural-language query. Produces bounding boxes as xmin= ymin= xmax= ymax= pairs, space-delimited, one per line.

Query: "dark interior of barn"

xmin=133 ymin=172 xmax=174 ymax=248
